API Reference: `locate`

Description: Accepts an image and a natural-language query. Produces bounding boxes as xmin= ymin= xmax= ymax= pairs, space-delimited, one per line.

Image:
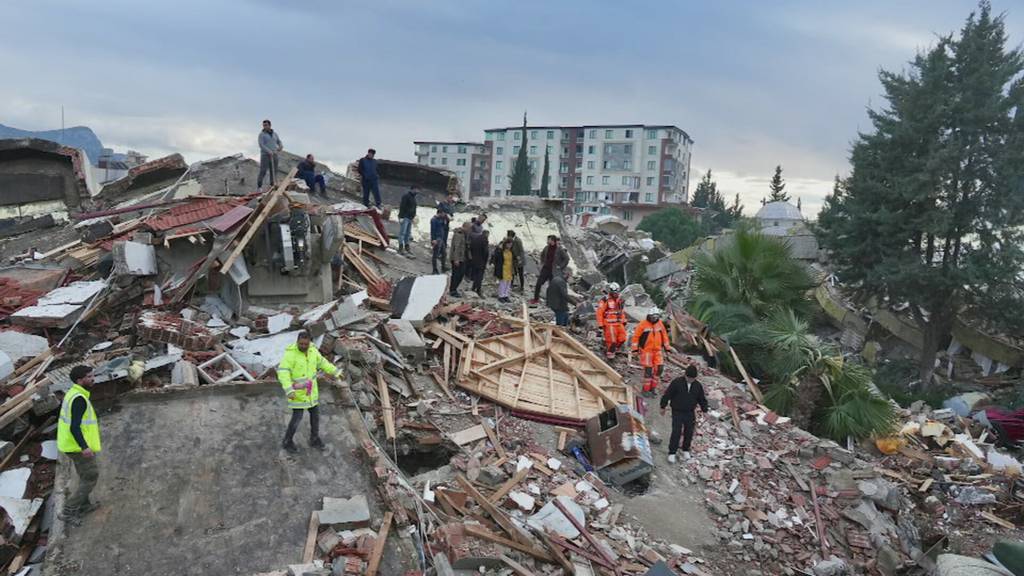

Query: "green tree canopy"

xmin=636 ymin=207 xmax=704 ymax=252
xmin=816 ymin=1 xmax=1024 ymax=386
xmin=767 ymin=165 xmax=789 ymax=202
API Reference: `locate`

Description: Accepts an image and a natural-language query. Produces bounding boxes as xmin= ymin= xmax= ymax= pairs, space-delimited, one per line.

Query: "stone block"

xmin=318 ymin=495 xmax=370 ymax=529
xmin=386 ymin=319 xmax=426 ymax=364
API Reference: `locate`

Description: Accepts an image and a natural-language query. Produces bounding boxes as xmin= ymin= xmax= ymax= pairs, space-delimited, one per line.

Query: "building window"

xmin=623 ymin=160 xmax=632 ymax=170
xmin=575 ymin=175 xmax=581 ymax=186
xmin=559 ymin=161 xmax=569 ymax=173
xmin=456 ymin=158 xmax=466 ymax=166
xmin=531 ymin=130 xmax=538 ymax=139
xmin=625 ymin=129 xmax=633 ymax=138
xmin=646 ymin=129 xmax=657 ymax=139
xmin=547 ymin=130 xmax=554 ymax=139
xmin=430 ymin=158 xmax=436 ymax=165
xmin=648 ymin=145 xmax=657 ymax=155
xmin=589 ymin=129 xmax=597 ymax=138
xmin=546 ymin=145 xmax=553 ymax=153
xmin=513 ymin=146 xmax=520 ymax=154
xmin=495 ymin=175 xmax=502 ymax=184
xmin=529 ymin=160 xmax=537 ymax=170
xmin=578 ymin=129 xmax=585 ymax=139
xmin=587 ymin=161 xmax=595 ymax=169
xmin=496 ymin=160 xmax=503 ymax=170
xmin=647 ymin=160 xmax=656 ymax=170
xmin=645 ymin=192 xmax=654 ymax=203
xmin=458 ymin=145 xmax=466 ymax=153
xmin=497 ymin=133 xmax=506 ymax=141
xmin=576 ymin=144 xmax=583 ymax=154
xmin=514 ymin=132 xmax=521 ymax=141
xmin=604 ymin=129 xmax=613 ymax=138
xmin=530 ymin=145 xmax=537 ymax=154
xmin=602 ymin=176 xmax=610 ymax=184
xmin=441 ymin=157 xmax=448 ymax=165
xmin=586 ymin=176 xmax=594 ymax=184
xmin=624 ymin=144 xmax=632 ymax=154
xmin=646 ymin=176 xmax=654 ymax=186
xmin=588 ymin=145 xmax=595 ymax=154
xmin=603 ymin=161 xmax=610 ymax=169
xmin=431 ymin=145 xmax=437 ymax=152
xmin=623 ymin=210 xmax=633 ymax=221
xmin=560 ymin=176 xmax=568 ymax=186
xmin=575 ymin=158 xmax=582 ymax=168
xmin=496 ymin=147 xmax=503 ymax=155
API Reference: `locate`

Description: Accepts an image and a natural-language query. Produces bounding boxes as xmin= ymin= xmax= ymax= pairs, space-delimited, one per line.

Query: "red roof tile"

xmin=143 ymin=198 xmax=243 ymax=232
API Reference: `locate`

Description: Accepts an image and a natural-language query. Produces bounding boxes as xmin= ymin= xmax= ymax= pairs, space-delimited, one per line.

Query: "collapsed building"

xmin=0 ymin=141 xmax=1017 ymax=576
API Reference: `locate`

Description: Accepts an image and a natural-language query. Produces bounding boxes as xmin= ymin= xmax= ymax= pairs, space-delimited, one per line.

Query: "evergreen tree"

xmin=767 ymin=165 xmax=789 ymax=202
xmin=817 ymin=1 xmax=1024 ymax=387
xmin=509 ymin=114 xmax=533 ymax=196
xmin=637 ymin=208 xmax=705 ymax=251
xmin=691 ymin=170 xmax=718 ymax=208
xmin=727 ymin=193 xmax=745 ymax=221
xmin=539 ymin=148 xmax=550 ymax=198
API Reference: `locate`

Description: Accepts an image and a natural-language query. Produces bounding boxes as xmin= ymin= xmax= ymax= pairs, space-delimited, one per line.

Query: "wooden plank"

xmin=550 ymin=327 xmax=623 ymax=384
xmin=552 ymin=499 xmax=620 ymax=572
xmin=488 ymin=467 xmax=529 ymax=504
xmin=980 ymin=510 xmax=1016 ymax=530
xmin=917 ymin=478 xmax=934 ymax=493
xmin=548 ymin=349 xmax=618 ymax=409
xmin=729 ymin=346 xmax=764 ymax=403
xmin=785 ymin=461 xmax=810 ymax=492
xmin=501 ymin=554 xmax=536 ymax=576
xmin=443 ymin=342 xmax=452 ymax=383
xmin=0 ymin=400 xmax=34 ymax=432
xmin=809 ymin=479 xmax=829 ymax=558
xmin=456 ymin=475 xmax=532 ymax=545
xmin=449 ymin=424 xmax=487 ymax=446
xmin=537 ymin=530 xmax=575 ymax=574
xmin=365 ymin=511 xmax=393 ymax=576
xmin=482 ymin=420 xmax=507 ymax=459
xmin=0 ymin=349 xmax=52 ymax=389
xmin=301 ymin=510 xmax=319 ymax=563
xmin=0 ymin=423 xmax=38 ymax=471
xmin=429 ymin=372 xmax=458 ymax=403
xmin=376 ymin=372 xmax=395 ymax=441
xmin=219 ymin=166 xmax=297 ymax=273
xmin=463 ymin=524 xmax=552 ymax=563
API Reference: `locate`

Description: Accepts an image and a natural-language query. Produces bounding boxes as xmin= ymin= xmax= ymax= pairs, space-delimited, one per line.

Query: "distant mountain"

xmin=0 ymin=124 xmax=105 ymax=164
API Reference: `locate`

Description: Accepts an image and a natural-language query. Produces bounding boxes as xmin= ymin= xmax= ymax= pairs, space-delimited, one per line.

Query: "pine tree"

xmin=727 ymin=193 xmax=744 ymax=221
xmin=817 ymin=1 xmax=1024 ymax=387
xmin=539 ymin=148 xmax=550 ymax=198
xmin=509 ymin=113 xmax=533 ymax=196
xmin=691 ymin=170 xmax=717 ymax=208
xmin=767 ymin=165 xmax=789 ymax=202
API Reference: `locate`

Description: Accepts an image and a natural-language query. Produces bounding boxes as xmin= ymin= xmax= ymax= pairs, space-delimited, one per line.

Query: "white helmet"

xmin=648 ymin=307 xmax=662 ymax=317
xmin=608 ymin=282 xmax=621 ymax=292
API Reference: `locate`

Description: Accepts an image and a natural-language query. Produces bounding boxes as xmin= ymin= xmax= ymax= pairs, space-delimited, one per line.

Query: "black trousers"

xmin=533 ymin=266 xmax=553 ymax=300
xmin=515 ymin=265 xmax=525 ymax=290
xmin=470 ymin=263 xmax=485 ymax=294
xmin=450 ymin=262 xmax=465 ymax=293
xmin=284 ymin=405 xmax=320 ymax=444
xmin=668 ymin=411 xmax=696 ymax=455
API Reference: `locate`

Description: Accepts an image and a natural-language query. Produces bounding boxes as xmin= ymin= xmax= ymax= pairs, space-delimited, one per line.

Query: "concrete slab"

xmin=391 ymin=275 xmax=447 ymax=326
xmin=0 ymin=468 xmax=31 ymax=498
xmin=386 ymin=319 xmax=426 ymax=363
xmin=116 ymin=241 xmax=158 ymax=276
xmin=0 ymin=331 xmax=48 ymax=364
xmin=267 ymin=313 xmax=294 ymax=335
xmin=0 ymin=496 xmax=43 ymax=542
xmin=318 ymin=495 xmax=370 ymax=529
xmin=45 ymin=384 xmax=403 ymax=576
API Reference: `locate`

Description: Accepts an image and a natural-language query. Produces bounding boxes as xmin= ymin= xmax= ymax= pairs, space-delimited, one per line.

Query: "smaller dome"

xmin=755 ymin=201 xmax=802 ymax=221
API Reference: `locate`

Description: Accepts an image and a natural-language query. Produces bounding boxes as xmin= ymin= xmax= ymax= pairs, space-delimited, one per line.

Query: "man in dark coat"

xmin=660 ymin=365 xmax=708 ymax=463
xmin=468 ymin=229 xmax=490 ymax=295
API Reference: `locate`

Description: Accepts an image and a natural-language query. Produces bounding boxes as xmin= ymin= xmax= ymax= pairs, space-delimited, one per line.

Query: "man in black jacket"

xmin=468 ymin=230 xmax=490 ymax=295
xmin=660 ymin=365 xmax=708 ymax=463
xmin=397 ymin=187 xmax=418 ymax=255
xmin=546 ymin=269 xmax=572 ymax=326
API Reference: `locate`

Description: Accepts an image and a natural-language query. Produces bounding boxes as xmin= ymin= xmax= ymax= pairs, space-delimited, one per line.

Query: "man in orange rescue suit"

xmin=596 ymin=282 xmax=628 ymax=359
xmin=632 ymin=307 xmax=671 ymax=395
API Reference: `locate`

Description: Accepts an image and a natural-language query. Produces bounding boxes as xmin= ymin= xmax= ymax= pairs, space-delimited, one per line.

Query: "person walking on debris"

xmin=397 ymin=186 xmax=419 ymax=256
xmin=449 ymin=221 xmax=471 ymax=298
xmin=430 ymin=208 xmax=449 ymax=274
xmin=547 ymin=269 xmax=572 ymax=326
xmin=57 ymin=365 xmax=102 ymax=526
xmin=277 ymin=331 xmax=340 ymax=453
xmin=468 ymin=229 xmax=490 ymax=296
xmin=296 ymin=154 xmax=327 ymax=196
xmin=492 ymin=237 xmax=517 ymax=303
xmin=257 ymin=119 xmax=283 ymax=190
xmin=597 ymin=282 xmax=628 ymax=359
xmin=507 ymin=230 xmax=526 ymax=292
xmin=530 ymin=235 xmax=569 ymax=305
xmin=633 ymin=307 xmax=671 ymax=395
xmin=660 ymin=365 xmax=708 ymax=463
xmin=357 ymin=148 xmax=381 ymax=208
xmin=437 ymin=194 xmax=457 ymax=270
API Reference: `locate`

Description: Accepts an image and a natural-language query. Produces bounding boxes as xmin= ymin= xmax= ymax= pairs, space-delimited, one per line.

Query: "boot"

xmin=310 ymin=437 xmax=326 ymax=450
xmin=282 ymin=440 xmax=299 ymax=454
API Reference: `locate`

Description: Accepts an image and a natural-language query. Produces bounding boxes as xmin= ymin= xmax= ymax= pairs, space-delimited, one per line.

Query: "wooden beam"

xmin=481 ymin=420 xmax=507 ymax=459
xmin=456 ymin=475 xmax=532 ymax=545
xmin=488 ymin=467 xmax=529 ymax=504
xmin=376 ymin=372 xmax=395 ymax=441
xmin=301 ymin=510 xmax=319 ymax=563
xmin=729 ymin=346 xmax=764 ymax=403
xmin=475 ymin=346 xmax=550 ymax=374
xmin=500 ymin=554 xmax=536 ymax=576
xmin=365 ymin=511 xmax=393 ymax=576
xmin=550 ymin=327 xmax=623 ymax=384
xmin=463 ymin=524 xmax=552 ymax=563
xmin=219 ymin=166 xmax=297 ymax=273
xmin=552 ymin=498 xmax=620 ymax=573
xmin=548 ymin=349 xmax=619 ymax=409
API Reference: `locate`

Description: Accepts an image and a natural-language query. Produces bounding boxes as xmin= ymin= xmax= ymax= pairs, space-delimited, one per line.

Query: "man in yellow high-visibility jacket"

xmin=277 ymin=331 xmax=340 ymax=453
xmin=57 ymin=365 xmax=102 ymax=526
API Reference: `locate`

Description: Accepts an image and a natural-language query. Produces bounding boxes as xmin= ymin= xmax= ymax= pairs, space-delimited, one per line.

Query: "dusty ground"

xmin=45 ymin=384 xmax=404 ymax=576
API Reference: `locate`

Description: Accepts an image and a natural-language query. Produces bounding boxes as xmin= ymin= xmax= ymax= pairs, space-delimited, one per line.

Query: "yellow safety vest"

xmin=57 ymin=384 xmax=102 ymax=453
xmin=277 ymin=343 xmax=338 ymax=409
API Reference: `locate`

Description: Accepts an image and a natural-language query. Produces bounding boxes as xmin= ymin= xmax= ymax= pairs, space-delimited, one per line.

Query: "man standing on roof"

xmin=596 ymin=282 xmax=628 ymax=359
xmin=277 ymin=331 xmax=341 ymax=453
xmin=397 ymin=186 xmax=419 ymax=256
xmin=257 ymin=119 xmax=283 ymax=190
xmin=57 ymin=365 xmax=102 ymax=527
xmin=296 ymin=154 xmax=327 ymax=196
xmin=529 ymin=235 xmax=569 ymax=305
xmin=357 ymin=148 xmax=381 ymax=209
xmin=660 ymin=365 xmax=708 ymax=463
xmin=632 ymin=307 xmax=671 ymax=395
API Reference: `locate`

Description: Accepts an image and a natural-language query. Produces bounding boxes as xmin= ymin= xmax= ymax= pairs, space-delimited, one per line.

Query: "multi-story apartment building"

xmin=413 ymin=141 xmax=492 ymax=199
xmin=481 ymin=124 xmax=693 ymax=226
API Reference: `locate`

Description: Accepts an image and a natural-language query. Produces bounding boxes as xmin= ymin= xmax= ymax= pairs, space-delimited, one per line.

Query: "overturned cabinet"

xmin=585 ymin=404 xmax=655 ymax=485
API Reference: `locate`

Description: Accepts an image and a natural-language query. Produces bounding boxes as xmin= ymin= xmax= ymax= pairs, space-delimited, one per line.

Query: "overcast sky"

xmin=2 ymin=1 xmax=1021 ymax=217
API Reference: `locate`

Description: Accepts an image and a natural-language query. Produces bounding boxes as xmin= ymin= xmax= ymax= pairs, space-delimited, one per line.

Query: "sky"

xmin=2 ymin=0 xmax=1022 ymax=218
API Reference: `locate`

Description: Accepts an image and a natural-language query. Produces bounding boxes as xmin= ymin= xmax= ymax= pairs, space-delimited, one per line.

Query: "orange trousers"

xmin=602 ymin=323 xmax=627 ymax=351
